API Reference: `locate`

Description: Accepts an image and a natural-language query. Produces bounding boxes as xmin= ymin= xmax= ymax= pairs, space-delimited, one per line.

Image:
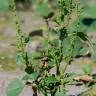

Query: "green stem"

xmin=63 ymin=63 xmax=68 ymax=73
xmin=45 ymin=19 xmax=50 ymax=31
xmin=44 ymin=90 xmax=48 ymax=96
xmin=51 ymin=93 xmax=55 ymax=96
xmin=50 ymin=91 xmax=55 ymax=96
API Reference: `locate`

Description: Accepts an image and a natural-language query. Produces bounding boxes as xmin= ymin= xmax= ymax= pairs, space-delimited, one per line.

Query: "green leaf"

xmin=28 ymin=72 xmax=39 ymax=80
xmin=64 ymin=73 xmax=77 ymax=84
xmin=77 ymin=32 xmax=88 ymax=41
xmin=81 ymin=5 xmax=96 ymax=19
xmin=36 ymin=3 xmax=51 ymax=17
xmin=73 ymin=37 xmax=83 ymax=56
xmin=6 ymin=79 xmax=25 ymax=96
xmin=16 ymin=53 xmax=24 ymax=64
xmin=22 ymin=72 xmax=39 ymax=81
xmin=83 ymin=64 xmax=92 ymax=75
xmin=31 ymin=51 xmax=41 ymax=59
xmin=45 ymin=76 xmax=59 ymax=84
xmin=78 ymin=47 xmax=89 ymax=56
xmin=22 ymin=75 xmax=29 ymax=81
xmin=63 ymin=37 xmax=71 ymax=56
xmin=76 ymin=32 xmax=94 ymax=54
xmin=0 ymin=0 xmax=10 ymax=13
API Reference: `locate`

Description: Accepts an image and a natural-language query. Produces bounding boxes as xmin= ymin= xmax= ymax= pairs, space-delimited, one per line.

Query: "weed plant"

xmin=6 ymin=0 xmax=96 ymax=96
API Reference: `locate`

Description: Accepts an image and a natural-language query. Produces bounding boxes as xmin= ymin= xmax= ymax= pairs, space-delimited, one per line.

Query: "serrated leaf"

xmin=6 ymin=79 xmax=25 ymax=96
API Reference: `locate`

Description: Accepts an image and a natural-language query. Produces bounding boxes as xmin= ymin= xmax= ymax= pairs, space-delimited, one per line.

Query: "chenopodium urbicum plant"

xmin=6 ymin=0 xmax=95 ymax=96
